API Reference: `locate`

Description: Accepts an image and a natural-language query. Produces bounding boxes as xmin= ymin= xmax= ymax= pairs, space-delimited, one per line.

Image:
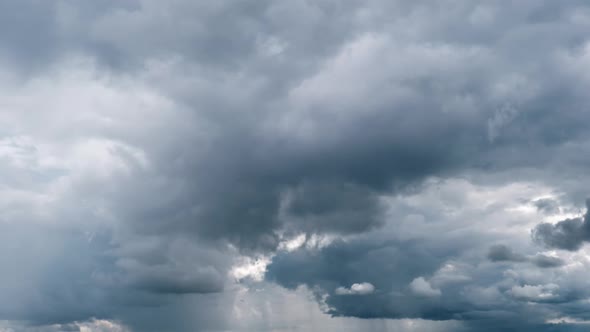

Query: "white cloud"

xmin=230 ymin=256 xmax=271 ymax=282
xmin=546 ymin=316 xmax=590 ymax=325
xmin=77 ymin=319 xmax=131 ymax=332
xmin=0 ymin=319 xmax=130 ymax=332
xmin=410 ymin=277 xmax=441 ymax=297
xmin=509 ymin=284 xmax=560 ymax=302
xmin=335 ymin=282 xmax=375 ymax=295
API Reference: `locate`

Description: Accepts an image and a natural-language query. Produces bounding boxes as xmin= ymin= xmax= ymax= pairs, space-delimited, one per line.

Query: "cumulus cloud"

xmin=532 ymin=254 xmax=566 ymax=268
xmin=410 ymin=277 xmax=441 ymax=297
xmin=509 ymin=284 xmax=560 ymax=302
xmin=267 ymin=179 xmax=590 ymax=330
xmin=2 ymin=1 xmax=590 ymax=331
xmin=487 ymin=245 xmax=565 ymax=268
xmin=487 ymin=244 xmax=527 ymax=262
xmin=0 ymin=319 xmax=130 ymax=332
xmin=335 ymin=282 xmax=375 ymax=296
xmin=533 ymin=200 xmax=590 ymax=251
xmin=533 ymin=197 xmax=562 ymax=215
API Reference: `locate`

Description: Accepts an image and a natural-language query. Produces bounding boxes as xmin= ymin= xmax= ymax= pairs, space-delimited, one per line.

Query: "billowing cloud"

xmin=487 ymin=245 xmax=527 ymax=263
xmin=533 ymin=200 xmax=590 ymax=251
xmin=410 ymin=277 xmax=441 ymax=297
xmin=532 ymin=254 xmax=566 ymax=268
xmin=487 ymin=245 xmax=565 ymax=268
xmin=335 ymin=282 xmax=376 ymax=296
xmin=267 ymin=180 xmax=590 ymax=330
xmin=509 ymin=284 xmax=560 ymax=302
xmin=2 ymin=1 xmax=590 ymax=331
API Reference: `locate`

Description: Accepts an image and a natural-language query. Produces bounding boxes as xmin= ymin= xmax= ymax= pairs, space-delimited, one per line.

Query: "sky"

xmin=2 ymin=1 xmax=590 ymax=331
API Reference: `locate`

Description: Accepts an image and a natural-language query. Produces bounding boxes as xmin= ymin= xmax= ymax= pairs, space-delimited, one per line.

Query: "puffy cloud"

xmin=534 ymin=198 xmax=562 ymax=215
xmin=487 ymin=245 xmax=565 ymax=268
xmin=533 ymin=200 xmax=590 ymax=251
xmin=487 ymin=244 xmax=527 ymax=262
xmin=266 ymin=179 xmax=590 ymax=329
xmin=532 ymin=254 xmax=566 ymax=268
xmin=335 ymin=282 xmax=376 ymax=296
xmin=410 ymin=277 xmax=441 ymax=297
xmin=2 ymin=1 xmax=590 ymax=331
xmin=509 ymin=284 xmax=560 ymax=302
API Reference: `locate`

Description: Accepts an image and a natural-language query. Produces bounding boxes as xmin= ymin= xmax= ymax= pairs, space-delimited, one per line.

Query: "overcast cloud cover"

xmin=3 ymin=1 xmax=590 ymax=331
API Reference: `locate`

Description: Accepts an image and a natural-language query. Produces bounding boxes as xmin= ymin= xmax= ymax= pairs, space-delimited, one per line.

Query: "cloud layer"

xmin=2 ymin=1 xmax=590 ymax=331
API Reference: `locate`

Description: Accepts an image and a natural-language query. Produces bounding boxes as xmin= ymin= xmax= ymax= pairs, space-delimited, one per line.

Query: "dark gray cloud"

xmin=266 ymin=181 xmax=590 ymax=331
xmin=1 ymin=1 xmax=590 ymax=331
xmin=267 ymin=235 xmax=580 ymax=331
xmin=534 ymin=198 xmax=562 ymax=215
xmin=532 ymin=254 xmax=566 ymax=269
xmin=487 ymin=245 xmax=565 ymax=268
xmin=487 ymin=245 xmax=527 ymax=262
xmin=533 ymin=200 xmax=590 ymax=251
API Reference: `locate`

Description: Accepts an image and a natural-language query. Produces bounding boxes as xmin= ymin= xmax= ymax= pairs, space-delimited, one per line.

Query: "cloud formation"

xmin=487 ymin=245 xmax=565 ymax=268
xmin=335 ymin=282 xmax=376 ymax=296
xmin=410 ymin=277 xmax=442 ymax=297
xmin=2 ymin=1 xmax=590 ymax=331
xmin=533 ymin=200 xmax=590 ymax=251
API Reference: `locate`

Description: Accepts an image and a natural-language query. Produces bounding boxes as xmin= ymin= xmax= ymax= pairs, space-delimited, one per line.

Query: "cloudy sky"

xmin=3 ymin=1 xmax=590 ymax=331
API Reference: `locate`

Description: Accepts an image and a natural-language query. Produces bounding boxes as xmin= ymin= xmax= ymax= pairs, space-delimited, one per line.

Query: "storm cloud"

xmin=2 ymin=1 xmax=590 ymax=331
xmin=533 ymin=200 xmax=590 ymax=251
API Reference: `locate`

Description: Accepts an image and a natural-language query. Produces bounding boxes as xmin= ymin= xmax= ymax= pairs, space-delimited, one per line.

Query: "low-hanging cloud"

xmin=533 ymin=200 xmax=590 ymax=251
xmin=335 ymin=282 xmax=375 ymax=296
xmin=2 ymin=1 xmax=590 ymax=331
xmin=487 ymin=244 xmax=565 ymax=268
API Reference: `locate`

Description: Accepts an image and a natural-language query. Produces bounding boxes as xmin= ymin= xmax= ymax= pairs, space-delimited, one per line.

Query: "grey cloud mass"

xmin=2 ymin=1 xmax=590 ymax=331
xmin=487 ymin=244 xmax=527 ymax=263
xmin=487 ymin=245 xmax=565 ymax=268
xmin=533 ymin=200 xmax=590 ymax=251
